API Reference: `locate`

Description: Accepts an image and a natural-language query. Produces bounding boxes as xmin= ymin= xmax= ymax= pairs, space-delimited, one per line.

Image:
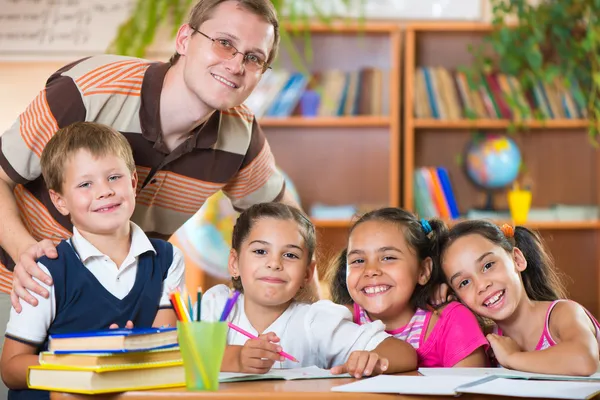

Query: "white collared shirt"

xmin=5 ymin=223 xmax=185 ymax=344
xmin=201 ymin=284 xmax=390 ymax=369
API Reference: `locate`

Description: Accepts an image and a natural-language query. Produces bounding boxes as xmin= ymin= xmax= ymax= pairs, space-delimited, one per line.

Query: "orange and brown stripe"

xmin=0 ymin=55 xmax=283 ymax=290
xmin=19 ymin=89 xmax=59 ymax=158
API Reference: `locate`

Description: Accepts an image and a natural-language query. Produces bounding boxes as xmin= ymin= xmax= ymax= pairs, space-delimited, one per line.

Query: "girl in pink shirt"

xmin=439 ymin=220 xmax=600 ymax=375
xmin=327 ymin=208 xmax=488 ymax=368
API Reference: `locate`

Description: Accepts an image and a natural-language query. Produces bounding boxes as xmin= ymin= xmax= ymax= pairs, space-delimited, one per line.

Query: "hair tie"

xmin=500 ymin=224 xmax=514 ymax=238
xmin=420 ymin=219 xmax=432 ymax=235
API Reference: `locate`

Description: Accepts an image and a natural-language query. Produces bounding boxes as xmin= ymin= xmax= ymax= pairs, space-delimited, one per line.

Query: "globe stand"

xmin=482 ymin=190 xmax=495 ymax=211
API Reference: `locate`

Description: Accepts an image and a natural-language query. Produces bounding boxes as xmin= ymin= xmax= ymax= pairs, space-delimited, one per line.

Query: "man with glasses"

xmin=0 ymin=2 xmax=316 ymax=386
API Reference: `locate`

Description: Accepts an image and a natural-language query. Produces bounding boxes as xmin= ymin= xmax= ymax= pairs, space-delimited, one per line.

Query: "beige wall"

xmin=0 ymin=62 xmax=66 ymax=132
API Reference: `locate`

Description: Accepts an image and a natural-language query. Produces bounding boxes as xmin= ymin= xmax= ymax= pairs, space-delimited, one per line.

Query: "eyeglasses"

xmin=190 ymin=27 xmax=271 ymax=73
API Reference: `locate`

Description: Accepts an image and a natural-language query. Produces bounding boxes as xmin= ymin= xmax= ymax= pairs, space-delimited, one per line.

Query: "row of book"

xmin=28 ymin=327 xmax=184 ymax=394
xmin=413 ymin=166 xmax=460 ymax=220
xmin=245 ymin=68 xmax=390 ymax=118
xmin=414 ymin=66 xmax=588 ymax=120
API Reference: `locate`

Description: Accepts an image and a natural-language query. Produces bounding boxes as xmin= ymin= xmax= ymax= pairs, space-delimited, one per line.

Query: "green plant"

xmin=110 ymin=0 xmax=364 ymax=74
xmin=469 ymin=0 xmax=598 ymax=142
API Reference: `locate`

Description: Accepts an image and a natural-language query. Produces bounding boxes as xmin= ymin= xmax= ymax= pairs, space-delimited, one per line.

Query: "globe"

xmin=174 ymin=169 xmax=301 ymax=279
xmin=464 ymin=133 xmax=522 ymax=209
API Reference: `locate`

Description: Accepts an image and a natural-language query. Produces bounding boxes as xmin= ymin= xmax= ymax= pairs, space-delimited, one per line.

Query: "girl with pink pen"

xmin=200 ymin=203 xmax=417 ymax=377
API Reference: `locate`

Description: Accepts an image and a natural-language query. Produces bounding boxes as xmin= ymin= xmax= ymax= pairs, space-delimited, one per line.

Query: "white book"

xmin=333 ymin=375 xmax=600 ymax=399
xmin=458 ymin=377 xmax=600 ymax=399
xmin=331 ymin=375 xmax=484 ymax=395
xmin=219 ymin=366 xmax=349 ymax=383
xmin=419 ymin=367 xmax=600 ymax=382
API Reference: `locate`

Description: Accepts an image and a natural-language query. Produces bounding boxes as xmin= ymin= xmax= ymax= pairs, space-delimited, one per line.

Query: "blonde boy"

xmin=0 ymin=122 xmax=185 ymax=398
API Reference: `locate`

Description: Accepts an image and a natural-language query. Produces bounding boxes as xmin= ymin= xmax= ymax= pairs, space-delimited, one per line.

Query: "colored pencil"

xmin=196 ymin=287 xmax=202 ymax=322
xmin=219 ymin=290 xmax=241 ymax=321
xmin=227 ymin=322 xmax=299 ymax=363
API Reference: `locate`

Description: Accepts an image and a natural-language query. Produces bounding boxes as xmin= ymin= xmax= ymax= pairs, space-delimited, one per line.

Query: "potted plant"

xmin=470 ymin=0 xmax=598 ymax=141
xmin=110 ymin=0 xmax=364 ymax=70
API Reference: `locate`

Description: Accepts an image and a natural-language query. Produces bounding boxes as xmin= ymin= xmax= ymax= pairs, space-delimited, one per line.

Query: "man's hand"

xmin=11 ymin=240 xmax=57 ymax=312
xmin=238 ymin=332 xmax=283 ymax=374
xmin=330 ymin=350 xmax=389 ymax=379
xmin=487 ymin=333 xmax=522 ymax=368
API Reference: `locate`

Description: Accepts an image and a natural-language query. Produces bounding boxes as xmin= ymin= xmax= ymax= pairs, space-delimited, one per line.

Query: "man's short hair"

xmin=170 ymin=0 xmax=280 ymax=67
xmin=40 ymin=122 xmax=135 ymax=193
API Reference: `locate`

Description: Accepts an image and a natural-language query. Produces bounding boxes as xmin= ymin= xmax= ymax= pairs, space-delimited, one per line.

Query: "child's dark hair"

xmin=327 ymin=207 xmax=447 ymax=310
xmin=230 ymin=202 xmax=316 ymax=292
xmin=439 ymin=220 xmax=567 ymax=301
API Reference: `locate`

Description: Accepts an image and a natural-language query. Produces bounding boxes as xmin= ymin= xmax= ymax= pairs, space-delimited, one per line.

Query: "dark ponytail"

xmin=513 ymin=226 xmax=567 ymax=300
xmin=325 ymin=248 xmax=353 ymax=305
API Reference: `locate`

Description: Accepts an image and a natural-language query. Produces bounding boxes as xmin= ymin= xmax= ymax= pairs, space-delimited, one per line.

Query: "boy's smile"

xmin=49 ymin=149 xmax=137 ymax=238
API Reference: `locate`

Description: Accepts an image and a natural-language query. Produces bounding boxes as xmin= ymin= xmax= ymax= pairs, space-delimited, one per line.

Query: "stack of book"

xmin=28 ymin=327 xmax=184 ymax=395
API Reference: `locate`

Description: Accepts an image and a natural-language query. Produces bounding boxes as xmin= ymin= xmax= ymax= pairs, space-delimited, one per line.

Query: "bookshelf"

xmin=403 ymin=22 xmax=600 ymax=315
xmin=259 ymin=22 xmax=402 ymax=266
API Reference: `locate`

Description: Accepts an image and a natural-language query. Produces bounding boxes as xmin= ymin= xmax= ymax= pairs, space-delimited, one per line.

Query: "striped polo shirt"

xmin=0 ymin=54 xmax=284 ymax=293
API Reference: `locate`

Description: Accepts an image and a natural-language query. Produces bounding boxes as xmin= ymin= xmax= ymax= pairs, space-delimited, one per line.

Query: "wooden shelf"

xmin=259 ymin=116 xmax=390 ymax=128
xmin=447 ymin=220 xmax=600 ymax=230
xmin=312 ymin=219 xmax=352 ymax=229
xmin=406 ymin=22 xmax=495 ymax=32
xmin=312 ymin=218 xmax=600 ymax=230
xmin=283 ymin=21 xmax=399 ymax=34
xmin=413 ymin=119 xmax=589 ymax=130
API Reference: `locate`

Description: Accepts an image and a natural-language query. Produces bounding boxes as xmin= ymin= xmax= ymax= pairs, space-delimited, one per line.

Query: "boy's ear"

xmin=131 ymin=170 xmax=138 ymax=196
xmin=228 ymin=249 xmax=240 ymax=279
xmin=513 ymin=247 xmax=527 ymax=272
xmin=418 ymin=257 xmax=433 ymax=286
xmin=49 ymin=189 xmax=69 ymax=216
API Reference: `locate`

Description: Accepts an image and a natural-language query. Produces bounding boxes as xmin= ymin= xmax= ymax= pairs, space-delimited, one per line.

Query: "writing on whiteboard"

xmin=0 ymin=0 xmax=135 ymax=57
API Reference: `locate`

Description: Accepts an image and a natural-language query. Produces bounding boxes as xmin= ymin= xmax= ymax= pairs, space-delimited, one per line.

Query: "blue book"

xmin=49 ymin=327 xmax=178 ymax=354
xmin=436 ymin=167 xmax=460 ymax=219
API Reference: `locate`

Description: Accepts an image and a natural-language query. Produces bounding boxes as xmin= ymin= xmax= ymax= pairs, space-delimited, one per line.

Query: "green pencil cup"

xmin=177 ymin=321 xmax=227 ymax=391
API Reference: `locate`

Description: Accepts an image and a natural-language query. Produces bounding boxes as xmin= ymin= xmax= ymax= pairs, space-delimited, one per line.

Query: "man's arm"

xmin=0 ymin=167 xmax=56 ymax=310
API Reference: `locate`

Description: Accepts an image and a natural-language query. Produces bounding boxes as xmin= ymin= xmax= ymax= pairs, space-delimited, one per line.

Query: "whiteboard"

xmin=0 ymin=0 xmax=135 ymax=60
xmin=281 ymin=0 xmax=483 ymax=20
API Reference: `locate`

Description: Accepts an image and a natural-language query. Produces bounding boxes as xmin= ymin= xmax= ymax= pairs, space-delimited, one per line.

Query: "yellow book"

xmin=27 ymin=360 xmax=184 ymax=394
xmin=39 ymin=347 xmax=182 ymax=368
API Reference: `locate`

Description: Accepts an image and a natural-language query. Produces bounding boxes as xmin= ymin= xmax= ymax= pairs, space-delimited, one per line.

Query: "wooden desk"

xmin=49 ymin=376 xmax=557 ymax=400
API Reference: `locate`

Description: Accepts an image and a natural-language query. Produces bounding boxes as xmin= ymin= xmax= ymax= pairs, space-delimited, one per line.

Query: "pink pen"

xmin=227 ymin=322 xmax=299 ymax=363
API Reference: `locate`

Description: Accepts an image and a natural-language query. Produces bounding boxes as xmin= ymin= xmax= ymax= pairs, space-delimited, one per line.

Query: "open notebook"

xmin=419 ymin=367 xmax=600 ymax=382
xmin=219 ymin=366 xmax=349 ymax=383
xmin=332 ymin=375 xmax=600 ymax=399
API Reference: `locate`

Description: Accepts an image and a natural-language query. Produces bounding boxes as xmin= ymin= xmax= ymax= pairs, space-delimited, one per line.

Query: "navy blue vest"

xmin=9 ymin=238 xmax=173 ymax=400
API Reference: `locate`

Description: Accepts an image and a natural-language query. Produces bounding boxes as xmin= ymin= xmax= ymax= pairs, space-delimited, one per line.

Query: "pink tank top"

xmin=353 ymin=303 xmax=430 ymax=348
xmin=494 ymin=300 xmax=600 ymax=350
xmin=353 ymin=302 xmax=489 ymax=367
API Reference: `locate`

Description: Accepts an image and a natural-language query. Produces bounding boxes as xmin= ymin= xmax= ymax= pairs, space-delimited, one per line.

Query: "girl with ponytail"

xmin=439 ymin=220 xmax=600 ymax=375
xmin=326 ymin=207 xmax=488 ymax=368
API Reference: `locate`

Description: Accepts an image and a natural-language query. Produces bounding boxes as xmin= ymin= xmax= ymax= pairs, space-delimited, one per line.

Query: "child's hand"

xmin=487 ymin=333 xmax=521 ymax=368
xmin=330 ymin=351 xmax=389 ymax=379
xmin=109 ymin=320 xmax=134 ymax=329
xmin=430 ymin=283 xmax=456 ymax=306
xmin=238 ymin=332 xmax=284 ymax=374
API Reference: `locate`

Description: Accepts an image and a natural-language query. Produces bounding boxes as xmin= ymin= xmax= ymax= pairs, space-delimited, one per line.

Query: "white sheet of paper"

xmin=220 ymin=366 xmax=348 ymax=382
xmin=331 ymin=375 xmax=483 ymax=395
xmin=457 ymin=377 xmax=600 ymax=399
xmin=419 ymin=367 xmax=600 ymax=382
